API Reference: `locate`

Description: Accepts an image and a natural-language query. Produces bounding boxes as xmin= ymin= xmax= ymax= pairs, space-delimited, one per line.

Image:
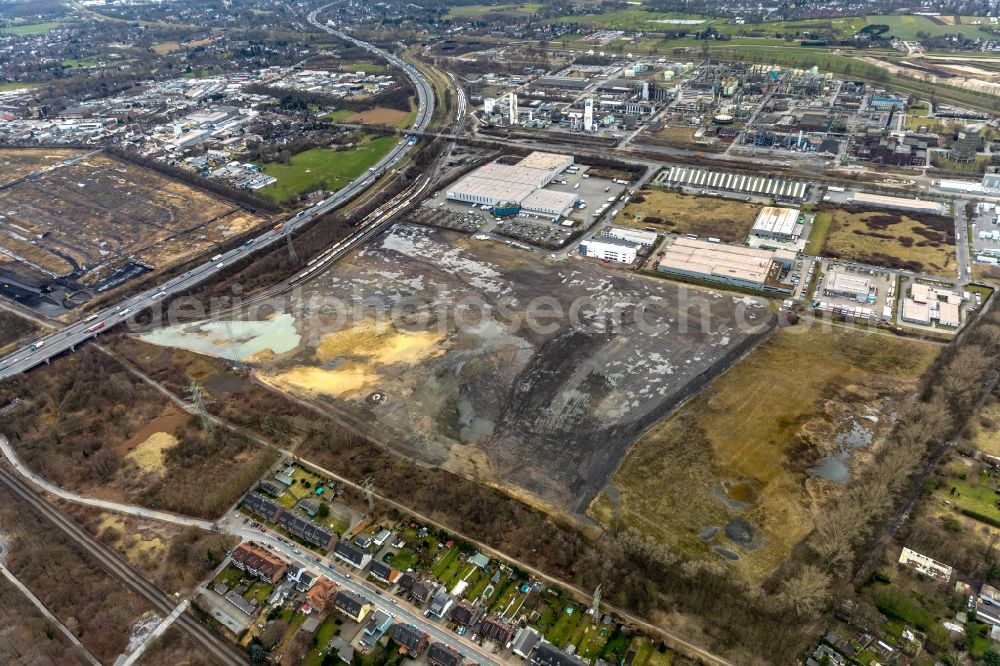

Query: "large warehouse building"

xmin=848 ymin=191 xmax=945 ymax=215
xmin=446 ymin=152 xmax=577 ymax=217
xmin=657 ymin=237 xmax=794 ymax=293
xmin=750 ymin=206 xmax=802 ymax=242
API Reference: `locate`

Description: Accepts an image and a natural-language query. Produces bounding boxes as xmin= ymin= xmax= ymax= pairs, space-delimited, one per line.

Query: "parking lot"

xmin=810 ymin=260 xmax=897 ymax=321
xmin=420 ymin=164 xmax=630 ymax=249
xmin=971 ymin=201 xmax=1000 ymax=260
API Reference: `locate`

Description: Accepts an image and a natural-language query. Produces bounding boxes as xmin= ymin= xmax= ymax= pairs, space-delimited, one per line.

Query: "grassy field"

xmin=866 ymin=14 xmax=989 ymax=40
xmin=590 ymin=326 xmax=939 ymax=582
xmin=323 ymin=109 xmax=355 ymax=122
xmin=447 ymin=2 xmax=542 ymax=18
xmin=971 ymin=400 xmax=1000 ymax=457
xmin=621 ymin=189 xmax=760 ymax=243
xmin=0 ymin=21 xmax=63 ymax=35
xmin=257 ymin=136 xmax=396 ymax=203
xmin=820 ymin=206 xmax=956 ymax=276
xmin=0 ymin=81 xmax=40 ymax=91
xmin=805 ymin=210 xmax=832 ymax=256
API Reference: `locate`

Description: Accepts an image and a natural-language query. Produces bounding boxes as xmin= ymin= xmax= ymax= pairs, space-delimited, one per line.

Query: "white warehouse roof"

xmin=752 ymin=206 xmax=800 ymax=236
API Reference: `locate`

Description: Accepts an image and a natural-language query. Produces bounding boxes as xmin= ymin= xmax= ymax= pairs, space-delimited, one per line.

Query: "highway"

xmin=0 ymin=7 xmax=434 ymax=382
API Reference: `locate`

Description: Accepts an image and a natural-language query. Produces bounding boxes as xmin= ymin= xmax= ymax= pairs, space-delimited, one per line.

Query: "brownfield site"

xmin=0 ymin=147 xmax=84 ymax=185
xmin=819 ymin=204 xmax=957 ymax=276
xmin=621 ymin=189 xmax=760 ymax=243
xmin=0 ymin=151 xmax=268 ymax=287
xmin=0 ymin=346 xmax=277 ymax=518
xmin=590 ymin=325 xmax=939 ymax=581
xmin=137 ymin=223 xmax=775 ymax=515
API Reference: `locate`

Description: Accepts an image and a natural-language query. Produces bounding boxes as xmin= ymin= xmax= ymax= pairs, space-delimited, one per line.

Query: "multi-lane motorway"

xmin=0 ymin=8 xmax=434 ymax=381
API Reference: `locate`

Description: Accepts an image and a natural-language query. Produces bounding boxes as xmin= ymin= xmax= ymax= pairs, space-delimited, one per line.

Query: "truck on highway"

xmin=273 ymin=222 xmax=285 ymax=232
xmin=211 ymin=253 xmax=223 ymax=262
xmin=30 ymin=340 xmax=45 ymax=350
xmin=86 ymin=321 xmax=105 ymax=333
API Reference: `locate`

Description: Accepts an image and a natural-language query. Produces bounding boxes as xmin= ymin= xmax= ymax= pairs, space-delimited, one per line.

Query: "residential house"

xmin=391 ymin=623 xmax=428 ymax=655
xmin=478 ymin=614 xmax=515 ymax=646
xmin=512 ymin=627 xmax=542 ymax=658
xmin=287 ymin=566 xmax=317 ymax=592
xmin=278 ymin=512 xmax=336 ymax=550
xmin=298 ymin=498 xmax=321 ymax=517
xmin=360 ymin=610 xmax=393 ymax=647
xmin=412 ymin=579 xmax=436 ymax=605
xmin=241 ymin=492 xmax=284 ymax=523
xmin=333 ymin=540 xmax=372 ymax=569
xmin=333 ymin=590 xmax=372 ymax=623
xmin=396 ymin=571 xmax=417 ymax=593
xmin=230 ymin=543 xmax=288 ymax=583
xmin=306 ymin=577 xmax=337 ymax=613
xmin=258 ymin=479 xmax=287 ymax=497
xmin=450 ymin=601 xmax=481 ymax=629
xmin=429 ymin=588 xmax=454 ymax=618
xmin=301 ymin=617 xmax=321 ymax=634
xmin=428 ymin=642 xmax=463 ymax=666
xmin=330 ymin=636 xmax=355 ymax=664
xmin=470 ymin=553 xmax=490 ymax=569
xmin=224 ymin=589 xmax=259 ymax=616
xmin=369 ymin=560 xmax=398 ymax=584
xmin=373 ymin=529 xmax=393 ymax=548
xmin=531 ymin=642 xmax=589 ymax=666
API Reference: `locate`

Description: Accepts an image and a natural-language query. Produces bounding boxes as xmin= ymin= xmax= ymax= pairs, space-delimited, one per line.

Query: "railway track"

xmin=0 ymin=467 xmax=246 ymax=666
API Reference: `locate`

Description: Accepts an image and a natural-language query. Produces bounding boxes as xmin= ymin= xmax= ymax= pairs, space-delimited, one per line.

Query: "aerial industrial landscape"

xmin=8 ymin=0 xmax=1000 ymax=665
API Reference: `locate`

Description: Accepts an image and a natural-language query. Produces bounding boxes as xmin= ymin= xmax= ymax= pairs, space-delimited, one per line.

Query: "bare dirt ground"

xmin=149 ymin=224 xmax=775 ymax=514
xmin=0 ymin=152 xmax=268 ymax=285
xmin=0 ymin=147 xmax=82 ymax=186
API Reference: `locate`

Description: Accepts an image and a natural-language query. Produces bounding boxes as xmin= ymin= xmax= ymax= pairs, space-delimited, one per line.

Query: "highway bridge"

xmin=0 ymin=7 xmax=434 ymax=381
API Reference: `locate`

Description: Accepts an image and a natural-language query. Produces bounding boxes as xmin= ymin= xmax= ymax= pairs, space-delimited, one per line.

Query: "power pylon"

xmin=590 ymin=584 xmax=602 ymax=624
xmin=361 ymin=476 xmax=376 ymax=514
xmin=187 ymin=379 xmax=213 ymax=433
xmin=221 ymin=319 xmax=248 ymax=374
xmin=285 ymin=228 xmax=299 ymax=264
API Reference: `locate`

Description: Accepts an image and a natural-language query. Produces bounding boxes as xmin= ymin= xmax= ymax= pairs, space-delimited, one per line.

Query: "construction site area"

xmin=0 ymin=150 xmax=269 ymax=313
xmin=138 ymin=224 xmax=774 ymax=515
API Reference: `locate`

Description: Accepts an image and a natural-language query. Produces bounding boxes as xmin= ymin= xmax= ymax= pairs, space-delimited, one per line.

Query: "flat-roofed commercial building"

xmin=446 ymin=152 xmax=578 ymax=216
xmin=751 ymin=206 xmax=801 ymax=242
xmin=938 ymin=301 xmax=961 ymax=327
xmin=518 ymin=151 xmax=574 ymax=175
xmin=601 ymin=226 xmax=657 ymax=246
xmin=578 ymin=237 xmax=640 ymax=264
xmin=824 ymin=271 xmax=873 ymax=302
xmin=446 ymin=176 xmax=536 ymax=206
xmin=901 ymin=298 xmax=931 ymax=325
xmin=521 ymin=189 xmax=577 ymax=216
xmin=656 ymin=237 xmax=793 ymax=294
xmin=848 ymin=191 xmax=945 ymax=215
xmin=474 ymin=163 xmax=555 ymax=188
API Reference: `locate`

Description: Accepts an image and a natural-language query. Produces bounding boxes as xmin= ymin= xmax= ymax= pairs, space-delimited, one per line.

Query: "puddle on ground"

xmin=713 ymin=546 xmax=740 ymax=561
xmin=810 ymin=419 xmax=876 ymax=484
xmin=699 ymin=525 xmax=719 ymax=542
xmin=141 ymin=313 xmax=300 ymax=361
xmin=457 ymin=395 xmax=495 ymax=443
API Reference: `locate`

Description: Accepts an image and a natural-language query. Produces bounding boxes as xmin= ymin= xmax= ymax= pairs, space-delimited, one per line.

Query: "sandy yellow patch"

xmin=269 ymin=364 xmax=380 ymax=397
xmin=126 ymin=431 xmax=178 ymax=473
xmin=315 ymin=323 xmax=445 ymax=365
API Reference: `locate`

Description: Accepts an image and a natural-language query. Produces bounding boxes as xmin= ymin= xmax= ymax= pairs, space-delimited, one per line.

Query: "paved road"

xmin=0 ymin=434 xmax=216 ymax=529
xmin=0 ymin=12 xmax=434 ymax=382
xmin=0 ymin=466 xmax=248 ymax=666
xmin=222 ymin=517 xmax=507 ymax=666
